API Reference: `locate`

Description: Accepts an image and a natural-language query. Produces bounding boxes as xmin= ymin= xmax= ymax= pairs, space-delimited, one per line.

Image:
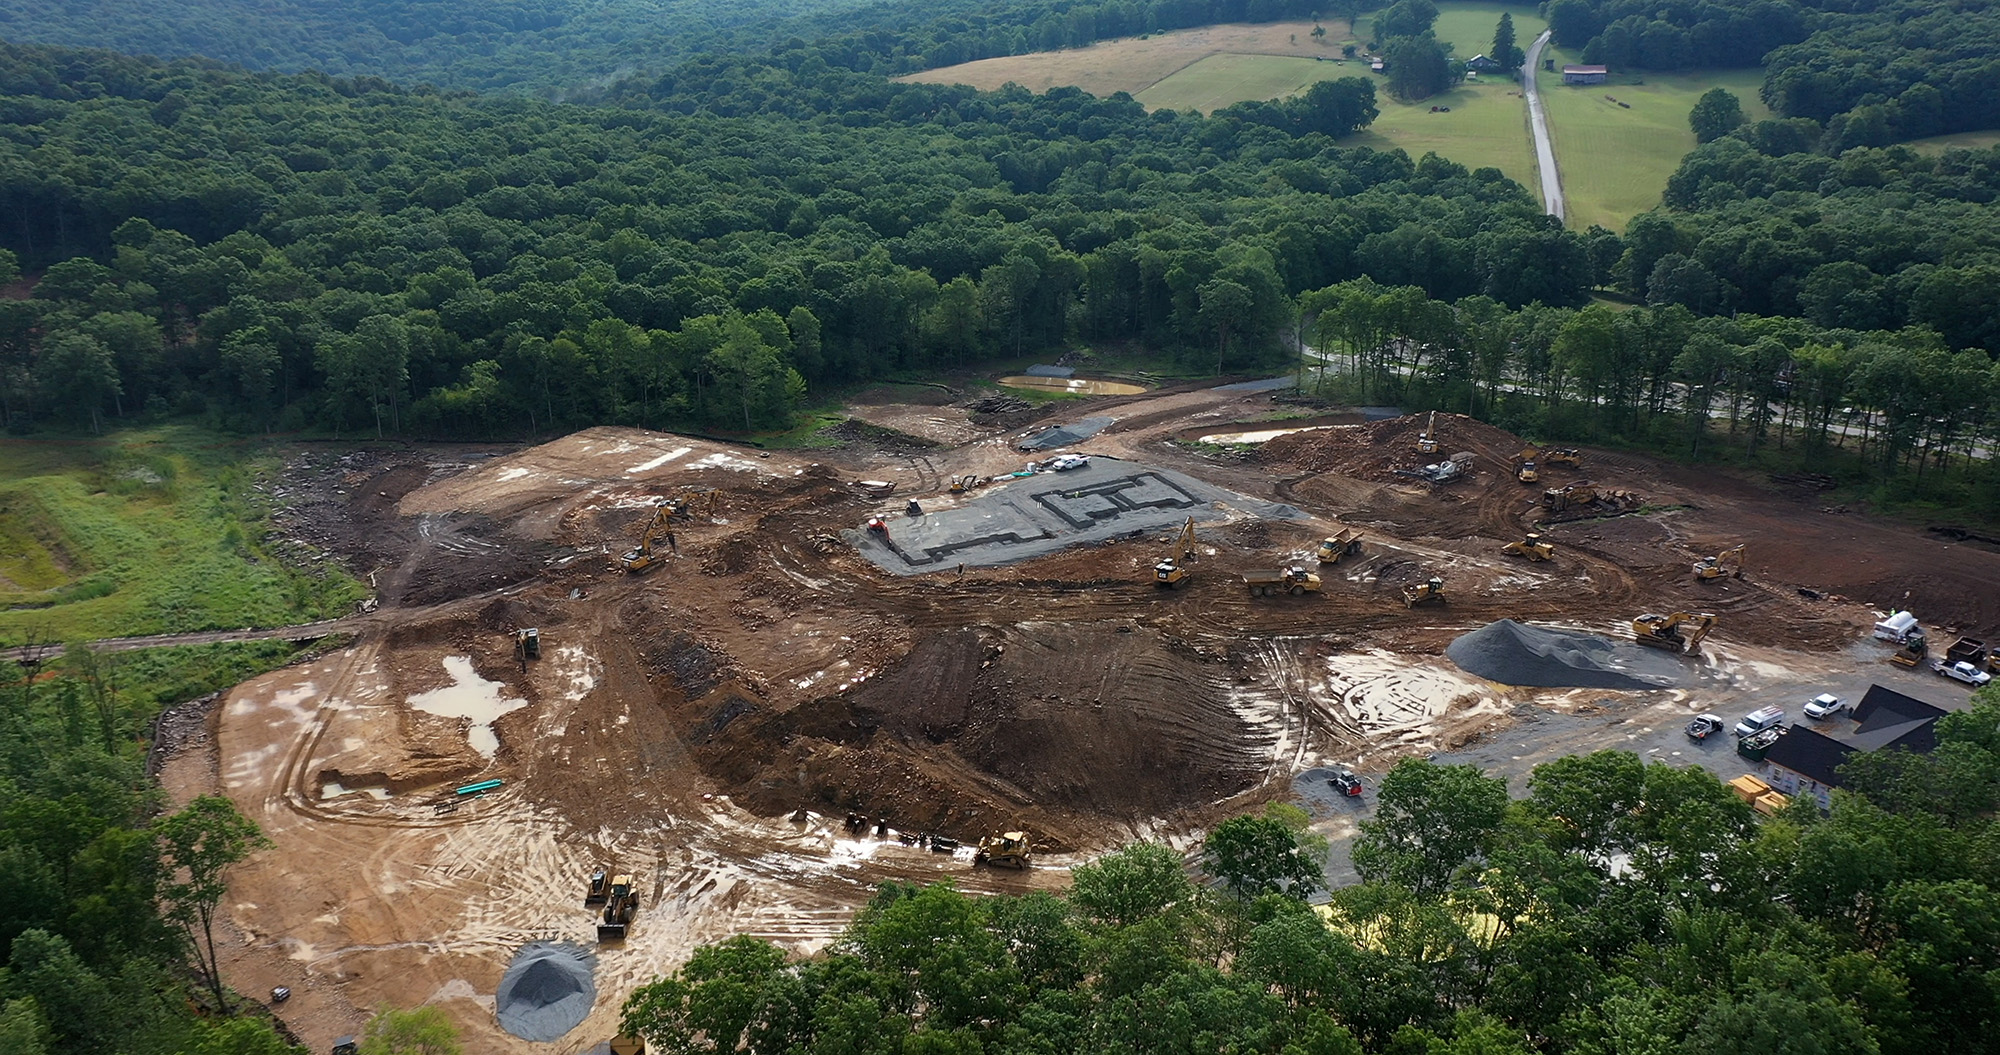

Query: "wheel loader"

xmin=1315 ymin=527 xmax=1362 ymax=564
xmin=597 ymin=873 xmax=638 ymax=941
xmin=974 ymin=831 xmax=1032 ymax=868
xmin=1403 ymin=577 xmax=1447 ymax=607
xmin=1501 ymin=534 xmax=1554 ymax=562
xmin=1631 ymin=612 xmax=1717 ymax=654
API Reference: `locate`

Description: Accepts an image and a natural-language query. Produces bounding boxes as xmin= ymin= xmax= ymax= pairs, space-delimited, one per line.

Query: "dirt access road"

xmin=160 ymin=384 xmax=2000 ymax=1051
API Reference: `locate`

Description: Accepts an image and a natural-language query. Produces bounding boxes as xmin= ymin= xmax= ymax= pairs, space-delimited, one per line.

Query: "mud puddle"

xmin=997 ymin=376 xmax=1147 ymax=395
xmin=407 ymin=657 xmax=527 ymax=758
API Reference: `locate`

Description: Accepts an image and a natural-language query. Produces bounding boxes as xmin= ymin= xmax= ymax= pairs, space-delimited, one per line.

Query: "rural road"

xmin=1522 ymin=29 xmax=1565 ymax=221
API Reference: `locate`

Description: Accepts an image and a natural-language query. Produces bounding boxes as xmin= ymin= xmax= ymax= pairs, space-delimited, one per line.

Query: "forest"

xmin=617 ymin=693 xmax=2000 ymax=1055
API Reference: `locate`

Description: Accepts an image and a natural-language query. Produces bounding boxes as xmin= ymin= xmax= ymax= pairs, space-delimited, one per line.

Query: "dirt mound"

xmin=495 ymin=942 xmax=595 ymax=1042
xmin=1446 ymin=619 xmax=1690 ymax=689
xmin=1261 ymin=413 xmax=1526 ymax=479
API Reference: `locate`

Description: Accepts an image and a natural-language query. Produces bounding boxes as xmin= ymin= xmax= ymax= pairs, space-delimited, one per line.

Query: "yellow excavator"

xmin=1403 ymin=577 xmax=1447 ymax=607
xmin=974 ymin=831 xmax=1032 ymax=868
xmin=1154 ymin=516 xmax=1198 ymax=588
xmin=1502 ymin=534 xmax=1554 ymax=562
xmin=620 ymin=498 xmax=685 ymax=573
xmin=1315 ymin=527 xmax=1363 ymax=564
xmin=1416 ymin=411 xmax=1440 ymax=455
xmin=1632 ymin=612 xmax=1717 ymax=654
xmin=1693 ymin=545 xmax=1745 ymax=581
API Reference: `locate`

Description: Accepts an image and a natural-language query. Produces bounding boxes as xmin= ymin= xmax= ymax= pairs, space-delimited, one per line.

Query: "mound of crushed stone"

xmin=1446 ymin=619 xmax=1689 ymax=690
xmin=495 ymin=941 xmax=596 ymax=1042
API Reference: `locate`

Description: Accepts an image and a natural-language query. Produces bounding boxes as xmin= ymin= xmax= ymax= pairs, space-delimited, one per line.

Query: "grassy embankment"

xmin=0 ymin=427 xmax=366 ymax=642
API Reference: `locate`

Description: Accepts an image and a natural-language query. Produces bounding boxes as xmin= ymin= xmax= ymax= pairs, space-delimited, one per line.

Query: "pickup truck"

xmin=1937 ymin=660 xmax=1994 ymax=687
xmin=1802 ymin=693 xmax=1847 ymax=720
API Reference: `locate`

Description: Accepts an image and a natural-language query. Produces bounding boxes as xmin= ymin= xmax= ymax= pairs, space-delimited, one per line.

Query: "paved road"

xmin=1523 ymin=30 xmax=1565 ymax=221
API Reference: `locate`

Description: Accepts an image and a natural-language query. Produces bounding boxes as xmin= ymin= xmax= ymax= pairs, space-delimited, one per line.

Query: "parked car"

xmin=1939 ymin=660 xmax=1994 ymax=686
xmin=1047 ymin=453 xmax=1090 ymax=472
xmin=1802 ymin=693 xmax=1847 ymax=719
xmin=1328 ymin=771 xmax=1363 ymax=797
xmin=1685 ymin=714 xmax=1725 ymax=741
xmin=1734 ymin=706 xmax=1785 ymax=738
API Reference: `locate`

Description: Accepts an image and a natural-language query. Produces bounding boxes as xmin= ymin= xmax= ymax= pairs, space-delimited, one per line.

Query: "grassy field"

xmin=1359 ymin=1 xmax=1546 ymax=61
xmin=1137 ymin=52 xmax=1368 ymax=112
xmin=1343 ymin=77 xmax=1537 ymax=189
xmin=0 ymin=428 xmax=366 ymax=641
xmin=1535 ymin=59 xmax=1770 ymax=231
xmin=1904 ymin=130 xmax=2000 ymax=154
xmin=901 ymin=19 xmax=1358 ymax=97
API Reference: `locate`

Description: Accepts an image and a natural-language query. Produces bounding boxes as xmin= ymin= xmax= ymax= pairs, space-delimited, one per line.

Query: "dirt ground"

xmin=162 ymin=388 xmax=2000 ymax=1052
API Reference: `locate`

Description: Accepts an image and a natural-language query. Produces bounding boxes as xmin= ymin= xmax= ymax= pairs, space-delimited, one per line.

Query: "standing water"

xmin=407 ymin=656 xmax=527 ymax=760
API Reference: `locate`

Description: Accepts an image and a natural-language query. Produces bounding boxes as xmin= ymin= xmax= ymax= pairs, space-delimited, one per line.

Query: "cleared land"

xmin=1536 ymin=61 xmax=1770 ymax=230
xmin=1905 ymin=129 xmax=2000 ymax=154
xmin=1137 ymin=52 xmax=1367 ymax=112
xmin=900 ymin=19 xmax=1356 ymax=98
xmin=1342 ymin=77 xmax=1537 ymax=190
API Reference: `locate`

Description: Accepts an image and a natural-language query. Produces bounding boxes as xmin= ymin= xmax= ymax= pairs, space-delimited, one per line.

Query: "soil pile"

xmin=495 ymin=942 xmax=596 ymax=1042
xmin=1446 ymin=620 xmax=1689 ymax=690
xmin=1261 ymin=413 xmax=1526 ymax=478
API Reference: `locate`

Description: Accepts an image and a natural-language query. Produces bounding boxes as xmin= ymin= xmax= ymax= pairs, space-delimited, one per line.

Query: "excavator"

xmin=1315 ymin=527 xmax=1363 ymax=564
xmin=1693 ymin=545 xmax=1745 ymax=581
xmin=1154 ymin=516 xmax=1198 ymax=588
xmin=974 ymin=831 xmax=1032 ymax=868
xmin=1403 ymin=577 xmax=1447 ymax=607
xmin=1632 ymin=612 xmax=1718 ymax=654
xmin=597 ymin=873 xmax=638 ymax=940
xmin=1502 ymin=534 xmax=1554 ymax=562
xmin=1416 ymin=411 xmax=1440 ymax=455
xmin=620 ymin=498 xmax=686 ymax=573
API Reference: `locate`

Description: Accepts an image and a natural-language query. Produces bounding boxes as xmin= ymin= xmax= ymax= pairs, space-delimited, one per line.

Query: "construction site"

xmin=155 ymin=378 xmax=2000 ymax=1052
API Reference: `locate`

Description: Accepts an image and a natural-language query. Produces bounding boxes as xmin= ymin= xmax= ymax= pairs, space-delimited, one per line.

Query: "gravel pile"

xmin=1446 ymin=619 xmax=1688 ymax=690
xmin=495 ymin=941 xmax=596 ymax=1042
xmin=1021 ymin=416 xmax=1114 ymax=450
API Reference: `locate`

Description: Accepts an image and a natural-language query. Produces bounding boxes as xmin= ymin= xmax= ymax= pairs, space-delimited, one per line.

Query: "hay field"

xmin=1536 ymin=62 xmax=1770 ymax=231
xmin=1904 ymin=130 xmax=2000 ymax=154
xmin=900 ymin=19 xmax=1355 ymax=97
xmin=1136 ymin=52 xmax=1367 ymax=112
xmin=1341 ymin=77 xmax=1537 ymax=191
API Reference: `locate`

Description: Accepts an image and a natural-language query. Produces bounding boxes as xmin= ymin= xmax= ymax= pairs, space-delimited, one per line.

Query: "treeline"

xmin=0 ymin=644 xmax=299 ymax=1055
xmin=618 ymin=693 xmax=2000 ymax=1055
xmin=1629 ymin=128 xmax=2000 ymax=355
xmin=0 ymin=42 xmax=1579 ymax=438
xmin=1544 ymin=0 xmax=1810 ymax=71
xmin=1300 ymin=280 xmax=2000 ymax=511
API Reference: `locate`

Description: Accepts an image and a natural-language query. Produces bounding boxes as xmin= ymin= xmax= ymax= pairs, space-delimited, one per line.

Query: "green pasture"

xmin=0 ymin=428 xmax=365 ymax=641
xmin=1535 ymin=62 xmax=1770 ymax=231
xmin=1137 ymin=52 xmax=1367 ymax=112
xmin=1357 ymin=1 xmax=1548 ymax=60
xmin=1344 ymin=77 xmax=1538 ymax=190
xmin=1903 ymin=129 xmax=2000 ymax=154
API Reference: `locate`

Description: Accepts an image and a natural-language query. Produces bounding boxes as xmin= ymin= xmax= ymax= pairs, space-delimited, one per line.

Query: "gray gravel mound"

xmin=496 ymin=941 xmax=596 ymax=1042
xmin=1446 ymin=619 xmax=1689 ymax=690
xmin=1022 ymin=416 xmax=1114 ymax=450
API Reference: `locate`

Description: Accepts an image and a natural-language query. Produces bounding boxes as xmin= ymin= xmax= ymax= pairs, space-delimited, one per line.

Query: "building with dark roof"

xmin=1762 ymin=685 xmax=1949 ymax=809
xmin=1562 ymin=64 xmax=1608 ymax=85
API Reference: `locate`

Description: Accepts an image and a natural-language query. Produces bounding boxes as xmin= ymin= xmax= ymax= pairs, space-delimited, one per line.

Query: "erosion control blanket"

xmin=1446 ymin=619 xmax=1689 ymax=690
xmin=495 ymin=941 xmax=596 ymax=1042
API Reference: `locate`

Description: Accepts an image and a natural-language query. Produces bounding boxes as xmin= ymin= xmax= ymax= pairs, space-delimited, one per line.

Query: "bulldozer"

xmin=974 ymin=831 xmax=1032 ymax=868
xmin=620 ymin=498 xmax=686 ymax=573
xmin=1692 ymin=545 xmax=1745 ymax=581
xmin=1544 ymin=448 xmax=1584 ymax=468
xmin=1403 ymin=577 xmax=1447 ymax=607
xmin=1502 ymin=534 xmax=1554 ymax=562
xmin=1416 ymin=411 xmax=1440 ymax=455
xmin=597 ymin=873 xmax=637 ymax=941
xmin=1631 ymin=612 xmax=1717 ymax=655
xmin=1246 ymin=567 xmax=1322 ymax=597
xmin=1154 ymin=517 xmax=1199 ymax=588
xmin=1540 ymin=482 xmax=1598 ymax=513
xmin=1315 ymin=527 xmax=1363 ymax=564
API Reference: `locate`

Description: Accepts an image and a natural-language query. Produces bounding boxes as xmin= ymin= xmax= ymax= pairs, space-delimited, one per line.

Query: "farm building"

xmin=1561 ymin=64 xmax=1608 ymax=85
xmin=1369 ymin=58 xmax=1385 ymax=72
xmin=1466 ymin=54 xmax=1501 ymax=72
xmin=1762 ymin=685 xmax=1948 ymax=810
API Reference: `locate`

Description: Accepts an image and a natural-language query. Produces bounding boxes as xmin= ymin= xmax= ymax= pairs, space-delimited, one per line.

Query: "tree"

xmin=1689 ymin=88 xmax=1747 ymax=144
xmin=1384 ymin=34 xmax=1456 ymax=102
xmin=1351 ymin=759 xmax=1509 ymax=899
xmin=1197 ymin=278 xmax=1256 ymax=376
xmin=359 ymin=1006 xmax=460 ymax=1055
xmin=621 ymin=936 xmax=791 ymax=1052
xmin=156 ymin=795 xmax=270 ymax=1014
xmin=1372 ymin=0 xmax=1440 ymax=43
xmin=35 ymin=334 xmax=122 ymax=433
xmin=1203 ymin=803 xmax=1328 ymax=900
xmin=0 ymin=998 xmax=51 ymax=1055
xmin=1068 ymin=842 xmax=1197 ymax=928
xmin=1491 ymin=12 xmax=1522 ymax=72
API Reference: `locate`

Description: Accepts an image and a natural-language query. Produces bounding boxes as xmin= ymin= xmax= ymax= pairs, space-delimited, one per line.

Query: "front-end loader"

xmin=597 ymin=874 xmax=637 ymax=941
xmin=1502 ymin=534 xmax=1554 ymax=562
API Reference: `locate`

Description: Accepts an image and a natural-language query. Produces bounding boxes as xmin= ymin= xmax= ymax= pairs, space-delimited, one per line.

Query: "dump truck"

xmin=974 ymin=831 xmax=1032 ymax=868
xmin=1945 ymin=636 xmax=1989 ymax=667
xmin=597 ymin=874 xmax=637 ymax=941
xmin=1501 ymin=534 xmax=1554 ymax=562
xmin=1403 ymin=577 xmax=1447 ymax=607
xmin=1315 ymin=528 xmax=1362 ymax=564
xmin=1245 ymin=567 xmax=1322 ymax=596
xmin=1632 ymin=611 xmax=1717 ymax=654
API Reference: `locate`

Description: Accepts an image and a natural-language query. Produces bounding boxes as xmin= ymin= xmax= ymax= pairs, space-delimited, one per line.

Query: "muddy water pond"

xmin=997 ymin=375 xmax=1147 ymax=396
xmin=407 ymin=656 xmax=527 ymax=759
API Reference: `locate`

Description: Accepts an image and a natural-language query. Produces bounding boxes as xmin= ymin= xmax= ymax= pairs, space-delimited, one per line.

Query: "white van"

xmin=1734 ymin=706 xmax=1785 ymax=738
